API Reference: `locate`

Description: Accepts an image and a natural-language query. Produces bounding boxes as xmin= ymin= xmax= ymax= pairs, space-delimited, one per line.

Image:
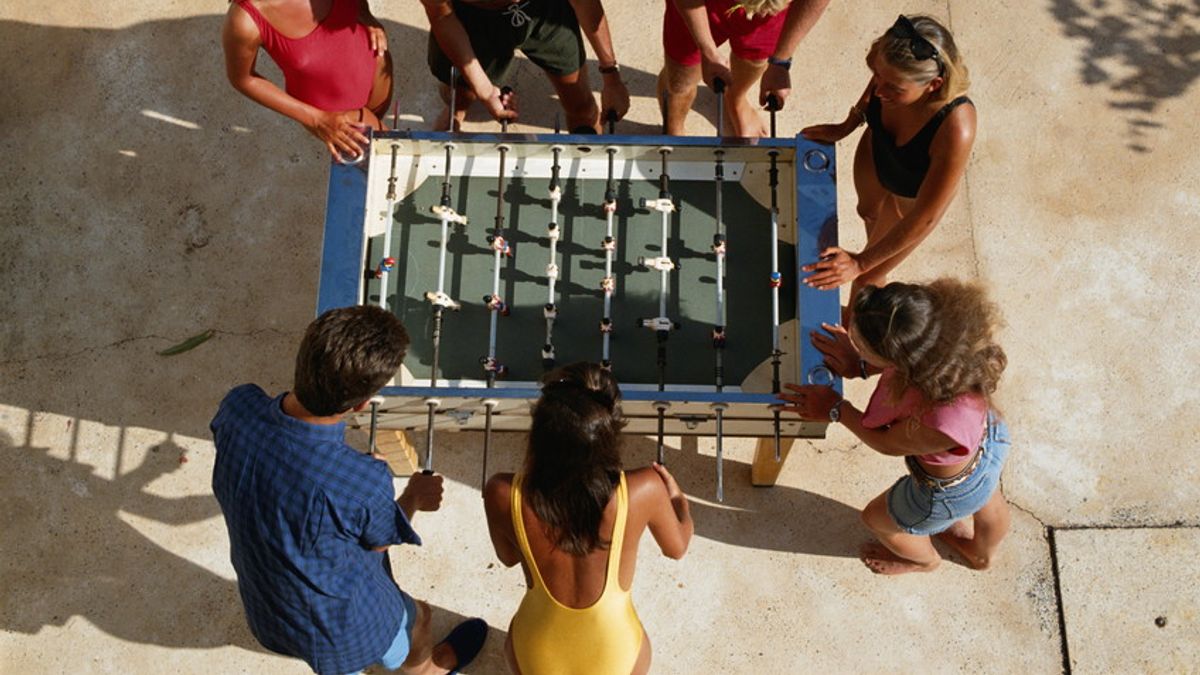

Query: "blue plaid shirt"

xmin=211 ymin=384 xmax=420 ymax=674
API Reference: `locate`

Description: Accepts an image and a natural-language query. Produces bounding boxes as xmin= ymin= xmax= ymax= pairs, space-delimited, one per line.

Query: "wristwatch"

xmin=767 ymin=55 xmax=792 ymax=70
xmin=829 ymin=398 xmax=845 ymax=423
xmin=598 ymin=62 xmax=620 ymax=75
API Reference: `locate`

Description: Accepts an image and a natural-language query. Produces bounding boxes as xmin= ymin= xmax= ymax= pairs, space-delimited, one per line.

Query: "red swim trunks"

xmin=236 ymin=0 xmax=376 ymax=112
xmin=663 ymin=0 xmax=789 ymax=66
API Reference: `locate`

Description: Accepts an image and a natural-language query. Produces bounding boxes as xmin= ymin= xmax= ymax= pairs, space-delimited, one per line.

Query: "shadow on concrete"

xmin=420 ymin=428 xmax=863 ymax=560
xmin=0 ymin=424 xmax=262 ymax=652
xmin=1049 ymin=0 xmax=1200 ymax=152
xmin=634 ymin=435 xmax=863 ymax=559
xmin=0 ymin=419 xmax=510 ymax=668
xmin=0 ymin=12 xmax=799 ymax=658
xmin=0 ymin=15 xmax=704 ymax=443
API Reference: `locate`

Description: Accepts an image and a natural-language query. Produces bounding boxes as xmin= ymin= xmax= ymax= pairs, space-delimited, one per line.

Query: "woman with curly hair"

xmin=800 ymin=16 xmax=975 ymax=310
xmin=483 ymin=362 xmax=693 ymax=673
xmin=780 ymin=279 xmax=1011 ymax=575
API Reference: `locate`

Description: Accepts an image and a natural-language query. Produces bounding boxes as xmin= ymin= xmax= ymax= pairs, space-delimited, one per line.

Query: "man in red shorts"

xmin=660 ymin=0 xmax=829 ymax=136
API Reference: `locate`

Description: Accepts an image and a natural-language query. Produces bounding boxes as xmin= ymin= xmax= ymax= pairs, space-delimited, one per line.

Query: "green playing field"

xmin=367 ymin=172 xmax=796 ymax=387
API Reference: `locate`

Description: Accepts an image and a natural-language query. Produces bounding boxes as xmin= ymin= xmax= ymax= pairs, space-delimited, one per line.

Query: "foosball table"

xmin=318 ymin=123 xmax=840 ymax=500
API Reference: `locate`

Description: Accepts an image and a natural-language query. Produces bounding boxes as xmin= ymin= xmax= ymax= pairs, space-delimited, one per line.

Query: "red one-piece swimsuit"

xmin=236 ymin=0 xmax=376 ymax=112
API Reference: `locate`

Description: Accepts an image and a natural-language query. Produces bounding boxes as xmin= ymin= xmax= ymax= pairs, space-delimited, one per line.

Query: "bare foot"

xmin=859 ymin=542 xmax=940 ymax=575
xmin=936 ymin=529 xmax=992 ymax=570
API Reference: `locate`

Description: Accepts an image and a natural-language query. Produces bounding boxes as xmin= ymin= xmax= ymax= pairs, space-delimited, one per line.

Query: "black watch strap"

xmin=767 ymin=56 xmax=792 ymax=70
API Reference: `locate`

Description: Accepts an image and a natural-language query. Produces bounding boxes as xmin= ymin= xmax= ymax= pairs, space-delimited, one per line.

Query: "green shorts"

xmin=428 ymin=0 xmax=587 ymax=85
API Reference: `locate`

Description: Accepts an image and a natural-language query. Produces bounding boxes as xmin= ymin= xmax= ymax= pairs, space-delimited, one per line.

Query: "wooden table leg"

xmin=375 ymin=429 xmax=420 ymax=476
xmin=751 ymin=436 xmax=795 ymax=486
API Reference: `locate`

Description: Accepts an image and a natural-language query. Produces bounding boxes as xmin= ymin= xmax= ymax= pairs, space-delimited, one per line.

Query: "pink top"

xmin=236 ymin=0 xmax=375 ymax=112
xmin=862 ymin=368 xmax=988 ymax=466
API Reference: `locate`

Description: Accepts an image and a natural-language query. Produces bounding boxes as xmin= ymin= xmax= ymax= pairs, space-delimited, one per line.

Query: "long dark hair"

xmin=524 ymin=362 xmax=626 ymax=556
xmin=853 ymin=279 xmax=1006 ymax=408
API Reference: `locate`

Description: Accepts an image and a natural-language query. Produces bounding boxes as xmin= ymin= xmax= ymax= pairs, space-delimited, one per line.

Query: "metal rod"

xmin=767 ymin=94 xmax=784 ymax=461
xmin=636 ymin=146 xmax=676 ymax=464
xmin=601 ymin=138 xmax=618 ymax=369
xmin=768 ymin=91 xmax=777 ymax=139
xmin=543 ymin=135 xmax=563 ymax=372
xmin=368 ymin=400 xmax=380 ymax=455
xmin=656 ymin=399 xmax=667 ymax=465
xmin=712 ymin=77 xmax=727 ymax=502
xmin=424 ymin=400 xmax=437 ymax=471
xmin=715 ymin=401 xmax=724 ymax=502
xmin=376 ymin=143 xmax=400 ymax=309
xmin=421 ymin=102 xmax=467 ymax=473
xmin=425 ymin=313 xmax=441 ymax=473
xmin=481 ymin=398 xmax=497 ymax=489
xmin=482 ymin=98 xmax=514 ymax=481
xmin=714 ymin=77 xmax=726 ymax=138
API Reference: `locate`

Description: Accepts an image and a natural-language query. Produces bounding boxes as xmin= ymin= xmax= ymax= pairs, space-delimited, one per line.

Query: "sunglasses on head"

xmin=888 ymin=15 xmax=944 ymax=78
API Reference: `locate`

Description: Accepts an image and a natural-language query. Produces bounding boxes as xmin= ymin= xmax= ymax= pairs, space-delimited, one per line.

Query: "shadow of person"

xmin=0 ymin=423 xmax=512 ymax=667
xmin=624 ymin=434 xmax=864 ymax=559
xmin=0 ymin=14 xmax=748 ymax=447
xmin=0 ymin=429 xmax=266 ymax=652
xmin=416 ymin=426 xmax=862 ymax=560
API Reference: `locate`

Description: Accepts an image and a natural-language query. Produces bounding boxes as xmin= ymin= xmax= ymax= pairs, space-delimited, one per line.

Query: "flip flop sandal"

xmin=441 ymin=617 xmax=488 ymax=674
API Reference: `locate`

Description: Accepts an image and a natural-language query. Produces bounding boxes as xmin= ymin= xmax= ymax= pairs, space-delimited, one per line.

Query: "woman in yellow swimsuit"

xmin=483 ymin=362 xmax=694 ymax=674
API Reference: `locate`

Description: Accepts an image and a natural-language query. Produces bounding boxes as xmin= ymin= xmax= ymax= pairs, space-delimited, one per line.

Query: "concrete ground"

xmin=2 ymin=1 xmax=1198 ymax=673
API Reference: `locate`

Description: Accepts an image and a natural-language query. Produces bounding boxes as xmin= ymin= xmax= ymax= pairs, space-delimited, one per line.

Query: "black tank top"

xmin=866 ymin=94 xmax=973 ymax=199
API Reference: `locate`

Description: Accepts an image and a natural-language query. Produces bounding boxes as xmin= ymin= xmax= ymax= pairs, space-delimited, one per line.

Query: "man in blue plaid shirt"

xmin=212 ymin=305 xmax=487 ymax=674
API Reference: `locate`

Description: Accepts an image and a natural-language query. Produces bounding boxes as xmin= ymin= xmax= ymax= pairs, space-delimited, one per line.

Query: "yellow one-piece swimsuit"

xmin=510 ymin=472 xmax=644 ymax=675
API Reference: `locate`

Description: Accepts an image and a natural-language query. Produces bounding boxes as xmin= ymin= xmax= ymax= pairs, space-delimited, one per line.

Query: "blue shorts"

xmin=346 ymin=590 xmax=417 ymax=674
xmin=378 ymin=590 xmax=418 ymax=670
xmin=886 ymin=414 xmax=1011 ymax=536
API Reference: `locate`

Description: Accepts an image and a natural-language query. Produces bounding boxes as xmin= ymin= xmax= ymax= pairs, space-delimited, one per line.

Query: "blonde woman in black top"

xmin=801 ymin=15 xmax=975 ymax=307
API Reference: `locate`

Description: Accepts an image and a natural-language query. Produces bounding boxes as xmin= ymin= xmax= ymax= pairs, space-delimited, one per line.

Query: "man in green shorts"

xmin=422 ymin=0 xmax=629 ymax=133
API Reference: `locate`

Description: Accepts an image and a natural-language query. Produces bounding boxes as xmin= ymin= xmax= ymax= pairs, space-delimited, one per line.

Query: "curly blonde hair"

xmin=853 ymin=279 xmax=1005 ymax=408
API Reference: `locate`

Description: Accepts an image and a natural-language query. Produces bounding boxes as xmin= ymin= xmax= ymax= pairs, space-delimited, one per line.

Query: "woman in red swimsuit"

xmin=222 ymin=0 xmax=393 ymax=161
xmin=801 ymin=15 xmax=976 ymax=314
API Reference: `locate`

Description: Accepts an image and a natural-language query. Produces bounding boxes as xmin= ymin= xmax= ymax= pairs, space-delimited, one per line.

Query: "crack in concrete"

xmin=0 ymin=328 xmax=289 ymax=367
xmin=1054 ymin=521 xmax=1200 ymax=531
xmin=1040 ymin=516 xmax=1196 ymax=675
xmin=1046 ymin=527 xmax=1073 ymax=674
xmin=1008 ymin=496 xmax=1050 ymax=529
xmin=962 ymin=172 xmax=983 ymax=280
xmin=944 ymin=1 xmax=983 ymax=281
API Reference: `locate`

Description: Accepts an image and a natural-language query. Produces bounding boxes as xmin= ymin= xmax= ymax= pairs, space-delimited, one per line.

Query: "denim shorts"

xmin=886 ymin=414 xmax=1011 ymax=536
xmin=346 ymin=590 xmax=417 ymax=674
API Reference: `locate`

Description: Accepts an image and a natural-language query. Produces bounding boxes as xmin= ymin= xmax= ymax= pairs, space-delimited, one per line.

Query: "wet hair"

xmin=524 ymin=362 xmax=626 ymax=556
xmin=853 ymin=279 xmax=1006 ymax=408
xmin=867 ymin=15 xmax=970 ymax=102
xmin=292 ymin=305 xmax=410 ymax=416
xmin=734 ymin=0 xmax=790 ymax=19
